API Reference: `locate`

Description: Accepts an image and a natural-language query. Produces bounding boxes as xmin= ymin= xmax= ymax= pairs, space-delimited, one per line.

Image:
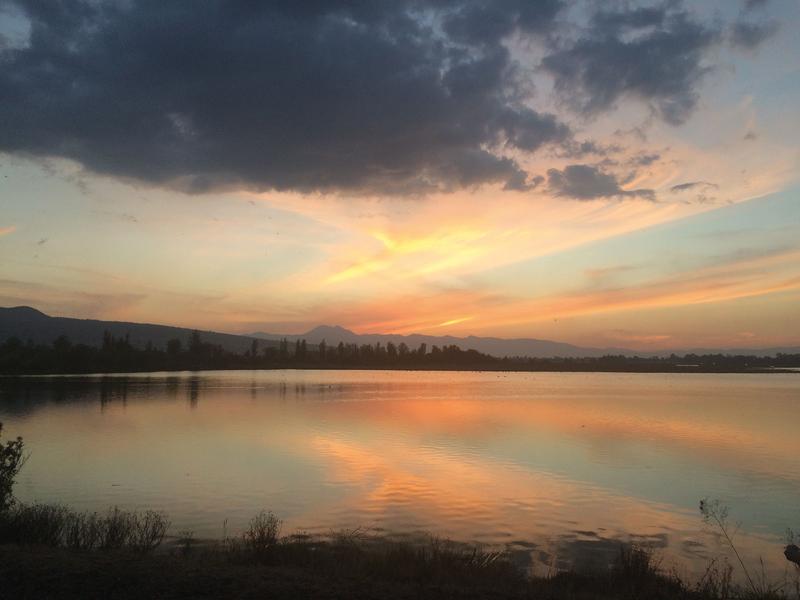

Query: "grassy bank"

xmin=0 ymin=537 xmax=737 ymax=600
xmin=1 ymin=504 xmax=798 ymax=600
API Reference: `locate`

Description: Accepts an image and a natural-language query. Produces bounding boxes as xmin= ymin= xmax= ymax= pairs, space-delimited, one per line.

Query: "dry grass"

xmin=1 ymin=501 xmax=797 ymax=599
xmin=0 ymin=503 xmax=169 ymax=552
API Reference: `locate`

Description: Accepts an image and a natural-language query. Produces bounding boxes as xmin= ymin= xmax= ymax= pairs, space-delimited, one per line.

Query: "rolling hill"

xmin=0 ymin=306 xmax=275 ymax=354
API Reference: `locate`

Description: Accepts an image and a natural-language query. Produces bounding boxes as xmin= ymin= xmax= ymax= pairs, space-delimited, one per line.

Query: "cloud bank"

xmin=0 ymin=0 xmax=779 ymax=196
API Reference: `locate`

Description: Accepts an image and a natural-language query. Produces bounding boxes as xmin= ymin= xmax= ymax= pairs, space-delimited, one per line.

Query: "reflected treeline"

xmin=0 ymin=373 xmax=351 ymax=415
xmin=1 ymin=331 xmax=799 ymax=374
xmin=0 ymin=376 xmax=150 ymax=415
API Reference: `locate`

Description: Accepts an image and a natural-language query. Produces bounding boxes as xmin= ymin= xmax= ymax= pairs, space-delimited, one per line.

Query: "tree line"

xmin=0 ymin=331 xmax=798 ymax=374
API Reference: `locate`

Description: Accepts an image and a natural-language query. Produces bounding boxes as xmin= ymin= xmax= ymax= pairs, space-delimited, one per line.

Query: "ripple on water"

xmin=1 ymin=370 xmax=798 ymax=583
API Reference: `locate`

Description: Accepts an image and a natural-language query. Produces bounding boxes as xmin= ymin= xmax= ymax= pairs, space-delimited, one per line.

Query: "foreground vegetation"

xmin=1 ymin=331 xmax=798 ymax=374
xmin=2 ymin=426 xmax=798 ymax=599
xmin=1 ymin=505 xmax=798 ymax=600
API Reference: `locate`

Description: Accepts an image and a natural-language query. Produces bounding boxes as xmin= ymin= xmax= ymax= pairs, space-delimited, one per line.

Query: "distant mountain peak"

xmin=304 ymin=324 xmax=357 ymax=336
xmin=2 ymin=306 xmax=48 ymax=318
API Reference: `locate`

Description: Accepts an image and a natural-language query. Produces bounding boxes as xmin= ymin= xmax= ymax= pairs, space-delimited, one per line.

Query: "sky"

xmin=0 ymin=0 xmax=798 ymax=351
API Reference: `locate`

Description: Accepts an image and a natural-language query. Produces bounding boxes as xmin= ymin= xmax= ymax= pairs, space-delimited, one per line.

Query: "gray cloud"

xmin=541 ymin=5 xmax=720 ymax=125
xmin=556 ymin=139 xmax=624 ymax=159
xmin=743 ymin=0 xmax=770 ymax=11
xmin=0 ymin=1 xmax=770 ymax=197
xmin=630 ymin=153 xmax=660 ymax=167
xmin=547 ymin=164 xmax=655 ymax=201
xmin=670 ymin=181 xmax=718 ymax=193
xmin=729 ymin=19 xmax=778 ymax=49
xmin=0 ymin=0 xmax=570 ymax=195
xmin=442 ymin=0 xmax=563 ymax=46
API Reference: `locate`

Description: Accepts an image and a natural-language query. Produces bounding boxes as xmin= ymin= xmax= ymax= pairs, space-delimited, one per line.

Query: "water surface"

xmin=1 ymin=370 xmax=798 ymax=577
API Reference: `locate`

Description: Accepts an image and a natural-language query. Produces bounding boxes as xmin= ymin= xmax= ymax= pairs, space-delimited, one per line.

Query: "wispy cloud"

xmin=434 ymin=316 xmax=474 ymax=328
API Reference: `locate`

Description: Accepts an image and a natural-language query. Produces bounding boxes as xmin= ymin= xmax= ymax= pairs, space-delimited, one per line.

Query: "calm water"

xmin=1 ymin=370 xmax=798 ymax=577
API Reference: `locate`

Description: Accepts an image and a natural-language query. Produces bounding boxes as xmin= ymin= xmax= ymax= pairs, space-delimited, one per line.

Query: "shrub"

xmin=130 ymin=510 xmax=170 ymax=552
xmin=613 ymin=544 xmax=660 ymax=582
xmin=0 ymin=423 xmax=25 ymax=512
xmin=100 ymin=506 xmax=136 ymax=549
xmin=0 ymin=503 xmax=70 ymax=545
xmin=64 ymin=511 xmax=103 ymax=550
xmin=242 ymin=511 xmax=281 ymax=557
xmin=0 ymin=503 xmax=169 ymax=553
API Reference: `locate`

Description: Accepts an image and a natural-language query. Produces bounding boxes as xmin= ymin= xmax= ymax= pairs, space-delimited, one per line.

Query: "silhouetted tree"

xmin=53 ymin=335 xmax=72 ymax=354
xmin=0 ymin=423 xmax=25 ymax=511
xmin=1 ymin=331 xmax=797 ymax=375
xmin=189 ymin=331 xmax=203 ymax=357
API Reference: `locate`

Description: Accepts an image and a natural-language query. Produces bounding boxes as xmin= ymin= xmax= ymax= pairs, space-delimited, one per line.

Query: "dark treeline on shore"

xmin=1 ymin=331 xmax=798 ymax=375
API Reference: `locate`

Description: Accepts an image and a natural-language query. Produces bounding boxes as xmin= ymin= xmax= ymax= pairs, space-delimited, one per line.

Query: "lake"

xmin=1 ymin=370 xmax=798 ymax=578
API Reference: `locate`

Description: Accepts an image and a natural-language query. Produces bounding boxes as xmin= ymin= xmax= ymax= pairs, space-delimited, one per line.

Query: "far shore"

xmin=2 ymin=364 xmax=800 ymax=378
xmin=4 ymin=331 xmax=799 ymax=376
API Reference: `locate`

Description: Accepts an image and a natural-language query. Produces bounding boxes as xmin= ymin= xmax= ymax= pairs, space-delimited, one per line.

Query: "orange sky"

xmin=1 ymin=0 xmax=799 ymax=350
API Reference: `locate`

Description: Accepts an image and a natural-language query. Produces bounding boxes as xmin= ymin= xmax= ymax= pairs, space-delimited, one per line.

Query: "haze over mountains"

xmin=2 ymin=307 xmax=795 ymax=360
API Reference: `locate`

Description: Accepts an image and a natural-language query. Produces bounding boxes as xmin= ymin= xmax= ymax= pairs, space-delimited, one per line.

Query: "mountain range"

xmin=250 ymin=325 xmax=635 ymax=358
xmin=1 ymin=307 xmax=797 ymax=359
xmin=252 ymin=325 xmax=799 ymax=358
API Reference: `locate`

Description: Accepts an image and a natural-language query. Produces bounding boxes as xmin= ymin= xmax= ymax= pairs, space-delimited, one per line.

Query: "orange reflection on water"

xmin=2 ymin=371 xmax=798 ymax=581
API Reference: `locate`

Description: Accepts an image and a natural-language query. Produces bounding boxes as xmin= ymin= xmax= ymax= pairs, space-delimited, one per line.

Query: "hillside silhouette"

xmin=2 ymin=307 xmax=799 ymax=364
xmin=0 ymin=306 xmax=275 ymax=354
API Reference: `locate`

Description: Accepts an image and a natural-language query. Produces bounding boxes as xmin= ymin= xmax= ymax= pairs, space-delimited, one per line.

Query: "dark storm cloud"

xmin=590 ymin=6 xmax=667 ymax=31
xmin=546 ymin=164 xmax=655 ymax=201
xmin=541 ymin=4 xmax=720 ymax=125
xmin=0 ymin=1 xmax=774 ymax=197
xmin=0 ymin=0 xmax=574 ymax=195
xmin=442 ymin=0 xmax=563 ymax=46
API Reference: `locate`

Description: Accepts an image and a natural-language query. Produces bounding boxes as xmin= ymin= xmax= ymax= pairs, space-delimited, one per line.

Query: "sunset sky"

xmin=1 ymin=0 xmax=798 ymax=350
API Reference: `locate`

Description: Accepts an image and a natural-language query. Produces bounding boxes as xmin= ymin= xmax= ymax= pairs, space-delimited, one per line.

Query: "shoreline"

xmin=1 ymin=523 xmax=795 ymax=600
xmin=3 ymin=365 xmax=799 ymax=377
